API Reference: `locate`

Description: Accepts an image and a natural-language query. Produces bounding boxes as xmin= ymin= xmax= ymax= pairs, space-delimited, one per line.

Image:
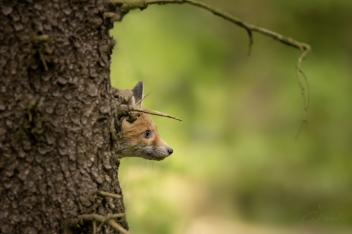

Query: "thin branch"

xmin=97 ymin=190 xmax=122 ymax=199
xmin=117 ymin=0 xmax=310 ymax=50
xmin=295 ymin=49 xmax=311 ymax=139
xmin=77 ymin=214 xmax=129 ymax=234
xmin=297 ymin=49 xmax=311 ymax=109
xmin=33 ymin=35 xmax=50 ymax=71
xmin=295 ymin=118 xmax=308 ymax=140
xmin=93 ymin=220 xmax=97 ymax=234
xmin=132 ymin=107 xmax=182 ymax=121
xmin=39 ymin=51 xmax=48 ymax=71
xmin=115 ymin=0 xmax=311 ymax=135
xmin=135 ymin=92 xmax=150 ymax=106
xmin=97 ymin=214 xmax=126 ymax=232
xmin=246 ymin=28 xmax=253 ymax=56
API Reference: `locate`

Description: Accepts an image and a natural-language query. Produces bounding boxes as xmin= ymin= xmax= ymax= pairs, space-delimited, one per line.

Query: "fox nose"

xmin=167 ymin=147 xmax=173 ymax=155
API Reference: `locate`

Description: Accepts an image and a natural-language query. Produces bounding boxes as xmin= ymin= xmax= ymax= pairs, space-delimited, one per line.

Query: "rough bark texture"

xmin=0 ymin=0 xmax=127 ymax=233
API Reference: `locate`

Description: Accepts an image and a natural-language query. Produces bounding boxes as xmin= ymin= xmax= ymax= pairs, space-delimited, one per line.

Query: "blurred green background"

xmin=110 ymin=0 xmax=352 ymax=233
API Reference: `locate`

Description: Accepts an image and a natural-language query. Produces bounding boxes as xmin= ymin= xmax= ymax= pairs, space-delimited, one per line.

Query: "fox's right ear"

xmin=132 ymin=81 xmax=144 ymax=107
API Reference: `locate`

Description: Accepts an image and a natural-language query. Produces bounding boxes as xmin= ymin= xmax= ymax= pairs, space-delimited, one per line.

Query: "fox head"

xmin=117 ymin=82 xmax=173 ymax=161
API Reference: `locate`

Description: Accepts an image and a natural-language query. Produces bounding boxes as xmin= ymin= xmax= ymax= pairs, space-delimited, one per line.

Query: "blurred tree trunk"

xmin=0 ymin=0 xmax=127 ymax=233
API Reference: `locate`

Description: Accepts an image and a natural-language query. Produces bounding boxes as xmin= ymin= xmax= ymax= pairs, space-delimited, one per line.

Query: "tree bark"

xmin=0 ymin=0 xmax=127 ymax=233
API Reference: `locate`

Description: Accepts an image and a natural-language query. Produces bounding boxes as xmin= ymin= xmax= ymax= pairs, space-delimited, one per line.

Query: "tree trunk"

xmin=0 ymin=0 xmax=127 ymax=233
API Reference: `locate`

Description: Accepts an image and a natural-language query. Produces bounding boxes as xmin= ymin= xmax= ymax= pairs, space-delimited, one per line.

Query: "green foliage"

xmin=110 ymin=1 xmax=352 ymax=233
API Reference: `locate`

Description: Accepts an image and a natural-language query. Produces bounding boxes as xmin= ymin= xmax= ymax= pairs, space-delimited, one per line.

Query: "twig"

xmin=33 ymin=35 xmax=50 ymax=71
xmin=132 ymin=107 xmax=182 ymax=121
xmin=93 ymin=220 xmax=97 ymax=234
xmin=97 ymin=214 xmax=126 ymax=232
xmin=135 ymin=92 xmax=150 ymax=106
xmin=33 ymin=34 xmax=50 ymax=43
xmin=245 ymin=29 xmax=253 ymax=55
xmin=295 ymin=49 xmax=311 ymax=139
xmin=116 ymin=0 xmax=310 ymax=50
xmin=77 ymin=214 xmax=129 ymax=234
xmin=39 ymin=51 xmax=48 ymax=71
xmin=97 ymin=190 xmax=122 ymax=199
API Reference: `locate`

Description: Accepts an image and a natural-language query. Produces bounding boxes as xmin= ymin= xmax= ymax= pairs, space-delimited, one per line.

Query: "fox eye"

xmin=142 ymin=130 xmax=151 ymax=139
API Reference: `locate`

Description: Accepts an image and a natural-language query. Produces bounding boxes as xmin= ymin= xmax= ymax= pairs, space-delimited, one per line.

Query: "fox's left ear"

xmin=132 ymin=81 xmax=144 ymax=107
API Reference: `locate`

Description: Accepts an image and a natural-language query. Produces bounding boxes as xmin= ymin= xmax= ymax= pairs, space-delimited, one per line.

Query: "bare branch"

xmin=39 ymin=51 xmax=48 ymax=71
xmin=116 ymin=0 xmax=310 ymax=51
xmin=77 ymin=214 xmax=129 ymax=234
xmin=295 ymin=48 xmax=311 ymax=138
xmin=132 ymin=107 xmax=182 ymax=121
xmin=246 ymin=28 xmax=253 ymax=56
xmin=97 ymin=190 xmax=122 ymax=199
xmin=135 ymin=92 xmax=150 ymax=106
xmin=93 ymin=220 xmax=97 ymax=234
xmin=115 ymin=0 xmax=312 ymax=135
xmin=97 ymin=214 xmax=126 ymax=232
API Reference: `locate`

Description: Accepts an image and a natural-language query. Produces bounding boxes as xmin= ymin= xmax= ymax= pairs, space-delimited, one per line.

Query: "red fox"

xmin=117 ymin=82 xmax=173 ymax=161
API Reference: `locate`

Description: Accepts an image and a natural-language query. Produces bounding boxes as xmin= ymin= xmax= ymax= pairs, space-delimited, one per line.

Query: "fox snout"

xmin=118 ymin=113 xmax=173 ymax=160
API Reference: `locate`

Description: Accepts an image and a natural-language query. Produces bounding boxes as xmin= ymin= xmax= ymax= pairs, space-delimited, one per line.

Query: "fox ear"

xmin=132 ymin=81 xmax=144 ymax=107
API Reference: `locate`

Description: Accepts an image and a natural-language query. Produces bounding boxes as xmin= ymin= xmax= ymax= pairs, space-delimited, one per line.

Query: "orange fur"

xmin=117 ymin=81 xmax=173 ymax=160
xmin=118 ymin=113 xmax=173 ymax=160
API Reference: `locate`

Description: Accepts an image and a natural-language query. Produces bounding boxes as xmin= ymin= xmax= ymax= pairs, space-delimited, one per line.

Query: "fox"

xmin=117 ymin=81 xmax=173 ymax=161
